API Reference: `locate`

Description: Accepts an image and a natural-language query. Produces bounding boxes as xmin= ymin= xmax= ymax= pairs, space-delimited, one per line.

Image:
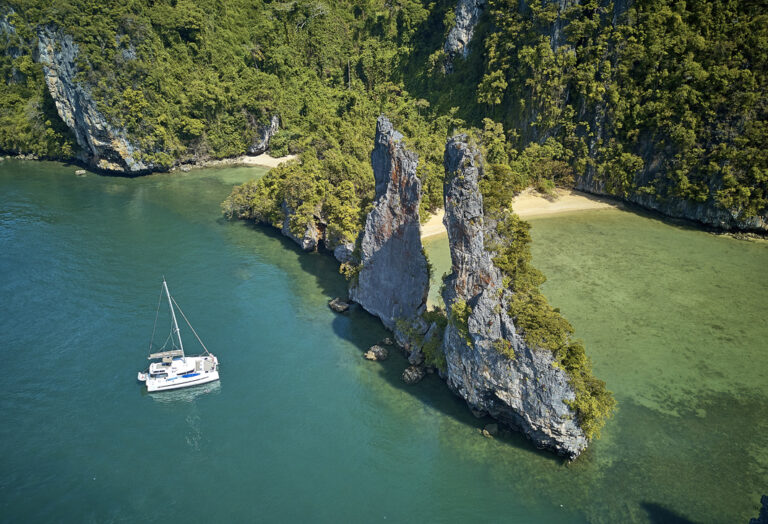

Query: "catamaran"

xmin=137 ymin=278 xmax=219 ymax=392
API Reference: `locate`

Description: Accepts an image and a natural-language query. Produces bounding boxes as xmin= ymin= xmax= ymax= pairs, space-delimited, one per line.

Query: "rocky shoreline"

xmin=311 ymin=116 xmax=596 ymax=459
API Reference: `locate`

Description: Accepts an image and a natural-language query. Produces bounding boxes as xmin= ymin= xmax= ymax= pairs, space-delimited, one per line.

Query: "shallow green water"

xmin=1 ymin=161 xmax=766 ymax=522
xmin=424 ymin=209 xmax=768 ymax=522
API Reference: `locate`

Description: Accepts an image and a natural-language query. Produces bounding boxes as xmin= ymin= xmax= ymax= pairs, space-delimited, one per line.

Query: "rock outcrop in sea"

xmin=443 ymin=0 xmax=486 ymax=70
xmin=440 ymin=135 xmax=588 ymax=459
xmin=37 ymin=27 xmax=159 ymax=174
xmin=349 ymin=116 xmax=429 ymax=331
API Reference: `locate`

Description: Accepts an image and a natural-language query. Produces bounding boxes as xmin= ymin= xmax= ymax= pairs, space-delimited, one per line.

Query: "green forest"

xmin=1 ymin=0 xmax=766 ymax=441
xmin=2 ymin=0 xmax=766 ymax=227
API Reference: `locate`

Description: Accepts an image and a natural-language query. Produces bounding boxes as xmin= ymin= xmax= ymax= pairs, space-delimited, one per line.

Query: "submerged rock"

xmin=402 ymin=365 xmax=426 ymax=385
xmin=363 ymin=345 xmax=389 ymax=361
xmin=440 ymin=135 xmax=588 ymax=459
xmin=349 ymin=116 xmax=429 ymax=331
xmin=37 ymin=27 xmax=160 ymax=173
xmin=328 ymin=297 xmax=350 ymax=313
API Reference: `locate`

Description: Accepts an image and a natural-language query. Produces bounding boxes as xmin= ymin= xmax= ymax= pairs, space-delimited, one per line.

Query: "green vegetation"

xmin=449 ymin=298 xmax=472 ymax=347
xmin=4 ymin=1 xmax=765 ymax=229
xmin=474 ymin=0 xmax=768 ymax=219
xmin=3 ymin=0 xmax=763 ymax=442
xmin=422 ymin=307 xmax=448 ymax=371
xmin=484 ymin=200 xmax=615 ymax=440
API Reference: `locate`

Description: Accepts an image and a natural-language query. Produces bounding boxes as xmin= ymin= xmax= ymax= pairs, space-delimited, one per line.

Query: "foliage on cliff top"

xmin=482 ymin=179 xmax=616 ymax=440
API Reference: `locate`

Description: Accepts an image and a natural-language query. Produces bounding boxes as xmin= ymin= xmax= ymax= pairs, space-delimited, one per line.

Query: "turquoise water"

xmin=1 ymin=161 xmax=766 ymax=522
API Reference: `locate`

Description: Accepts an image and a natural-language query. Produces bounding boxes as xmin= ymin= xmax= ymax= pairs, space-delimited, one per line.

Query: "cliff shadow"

xmin=240 ymin=222 xmax=349 ymax=299
xmin=640 ymin=502 xmax=700 ymax=524
xmin=330 ymin=309 xmax=567 ymax=466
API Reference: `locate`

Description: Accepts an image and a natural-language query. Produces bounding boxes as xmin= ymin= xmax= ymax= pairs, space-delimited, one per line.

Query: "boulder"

xmin=363 ymin=345 xmax=389 ymax=361
xmin=333 ymin=242 xmax=355 ymax=264
xmin=328 ymin=297 xmax=350 ymax=313
xmin=402 ymin=365 xmax=426 ymax=385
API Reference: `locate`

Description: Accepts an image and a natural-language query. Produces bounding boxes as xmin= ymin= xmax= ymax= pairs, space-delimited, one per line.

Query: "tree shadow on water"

xmin=240 ymin=222 xmax=348 ymax=298
xmin=641 ymin=502 xmax=700 ymax=524
xmin=238 ymin=221 xmax=571 ymax=465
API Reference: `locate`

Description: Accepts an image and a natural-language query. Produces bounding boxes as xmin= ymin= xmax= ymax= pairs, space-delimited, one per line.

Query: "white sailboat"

xmin=137 ymin=278 xmax=219 ymax=392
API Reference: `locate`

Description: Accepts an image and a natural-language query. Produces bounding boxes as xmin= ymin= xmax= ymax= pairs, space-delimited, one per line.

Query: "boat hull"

xmin=145 ymin=370 xmax=220 ymax=392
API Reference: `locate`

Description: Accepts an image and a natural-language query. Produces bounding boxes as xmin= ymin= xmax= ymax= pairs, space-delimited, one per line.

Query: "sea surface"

xmin=1 ymin=160 xmax=766 ymax=523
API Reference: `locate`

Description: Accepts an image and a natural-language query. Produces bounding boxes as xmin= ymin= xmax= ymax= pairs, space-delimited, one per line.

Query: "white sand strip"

xmin=420 ymin=188 xmax=616 ymax=239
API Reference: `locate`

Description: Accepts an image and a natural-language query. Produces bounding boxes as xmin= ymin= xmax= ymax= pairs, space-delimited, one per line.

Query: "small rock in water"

xmin=179 ymin=165 xmax=191 ymax=172
xmin=75 ymin=169 xmax=87 ymax=175
xmin=401 ymin=365 xmax=425 ymax=385
xmin=364 ymin=345 xmax=389 ymax=361
xmin=484 ymin=423 xmax=499 ymax=437
xmin=328 ymin=297 xmax=350 ymax=313
xmin=382 ymin=337 xmax=394 ymax=346
xmin=481 ymin=429 xmax=492 ymax=438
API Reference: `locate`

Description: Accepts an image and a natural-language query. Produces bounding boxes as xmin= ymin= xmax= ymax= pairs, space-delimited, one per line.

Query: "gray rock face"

xmin=37 ymin=27 xmax=157 ymax=173
xmin=248 ymin=115 xmax=280 ymax=155
xmin=441 ymin=135 xmax=588 ymax=459
xmin=349 ymin=116 xmax=429 ymax=331
xmin=280 ymin=201 xmax=321 ymax=251
xmin=444 ymin=0 xmax=486 ymax=69
xmin=332 ymin=242 xmax=355 ymax=263
xmin=0 ymin=9 xmax=23 ymax=60
xmin=577 ymin=170 xmax=768 ymax=233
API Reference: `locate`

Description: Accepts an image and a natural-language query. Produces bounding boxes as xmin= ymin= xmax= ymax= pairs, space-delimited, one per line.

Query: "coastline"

xmin=174 ymin=153 xmax=298 ymax=171
xmin=420 ymin=188 xmax=617 ymax=239
xmin=1 ymin=151 xmax=297 ymax=174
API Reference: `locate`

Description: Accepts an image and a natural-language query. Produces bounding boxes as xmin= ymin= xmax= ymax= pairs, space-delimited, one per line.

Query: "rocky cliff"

xmin=499 ymin=0 xmax=768 ymax=233
xmin=349 ymin=116 xmax=429 ymax=331
xmin=37 ymin=27 xmax=158 ymax=174
xmin=444 ymin=0 xmax=486 ymax=70
xmin=441 ymin=135 xmax=588 ymax=459
xmin=576 ymin=166 xmax=768 ymax=232
xmin=248 ymin=115 xmax=280 ymax=155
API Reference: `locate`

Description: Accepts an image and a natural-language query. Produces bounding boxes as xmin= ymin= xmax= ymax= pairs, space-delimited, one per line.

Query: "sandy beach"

xmin=184 ymin=153 xmax=298 ymax=170
xmin=238 ymin=153 xmax=298 ymax=168
xmin=420 ymin=188 xmax=616 ymax=239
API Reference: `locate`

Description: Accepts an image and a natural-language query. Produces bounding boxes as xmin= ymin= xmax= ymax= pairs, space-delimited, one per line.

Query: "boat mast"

xmin=163 ymin=277 xmax=185 ymax=358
